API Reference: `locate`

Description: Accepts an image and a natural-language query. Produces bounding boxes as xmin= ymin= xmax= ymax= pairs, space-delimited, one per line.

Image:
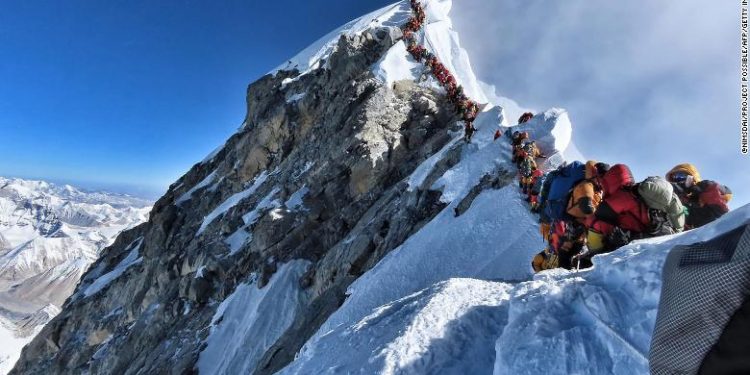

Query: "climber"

xmin=518 ymin=155 xmax=538 ymax=194
xmin=531 ymin=247 xmax=559 ymax=273
xmin=584 ymin=164 xmax=651 ymax=256
xmin=549 ymin=219 xmax=589 ymax=270
xmin=518 ymin=112 xmax=534 ymax=124
xmin=528 ymin=170 xmax=546 ymax=212
xmin=493 ymin=129 xmax=502 ymax=141
xmin=511 ymin=131 xmax=529 ymax=146
xmin=666 ymin=163 xmax=731 ymax=229
xmin=566 ymin=162 xmax=609 ymax=224
xmin=464 ymin=121 xmax=477 ymax=143
xmin=510 ymin=132 xmax=530 ymax=164
xmin=539 ymin=160 xmax=587 ymax=225
xmin=633 ymin=175 xmax=686 ymax=236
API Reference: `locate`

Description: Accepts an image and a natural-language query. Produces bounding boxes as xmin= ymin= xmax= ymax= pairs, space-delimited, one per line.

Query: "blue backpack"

xmin=542 ymin=161 xmax=586 ymax=222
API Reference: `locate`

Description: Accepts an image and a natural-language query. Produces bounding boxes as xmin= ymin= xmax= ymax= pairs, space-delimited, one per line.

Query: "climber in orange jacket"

xmin=566 ymin=161 xmax=609 ymax=223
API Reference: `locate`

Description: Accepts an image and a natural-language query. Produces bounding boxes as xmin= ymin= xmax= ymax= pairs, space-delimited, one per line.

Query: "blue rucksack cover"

xmin=542 ymin=161 xmax=586 ymax=221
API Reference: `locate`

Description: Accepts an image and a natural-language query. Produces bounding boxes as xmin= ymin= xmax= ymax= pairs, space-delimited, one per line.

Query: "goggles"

xmin=669 ymin=171 xmax=690 ymax=183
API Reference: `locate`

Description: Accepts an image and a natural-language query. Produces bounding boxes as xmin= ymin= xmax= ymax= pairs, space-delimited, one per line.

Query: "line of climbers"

xmin=502 ymin=121 xmax=733 ymax=273
xmin=402 ymin=0 xmax=480 ymax=142
xmin=402 ymin=2 xmax=733 ymax=272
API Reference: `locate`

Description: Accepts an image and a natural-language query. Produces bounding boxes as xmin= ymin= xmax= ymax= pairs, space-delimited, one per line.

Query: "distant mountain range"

xmin=0 ymin=176 xmax=151 ymax=374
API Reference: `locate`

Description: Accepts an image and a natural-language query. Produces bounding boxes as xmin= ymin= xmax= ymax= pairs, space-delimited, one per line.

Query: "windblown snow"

xmin=0 ymin=177 xmax=150 ymax=374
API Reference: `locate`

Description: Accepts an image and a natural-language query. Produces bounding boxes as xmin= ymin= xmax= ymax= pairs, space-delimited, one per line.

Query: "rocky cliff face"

xmin=11 ymin=18 xmax=485 ymax=374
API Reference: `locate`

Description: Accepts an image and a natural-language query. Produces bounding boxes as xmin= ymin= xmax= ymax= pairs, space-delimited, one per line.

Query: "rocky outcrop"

xmin=11 ymin=25 xmax=479 ymax=375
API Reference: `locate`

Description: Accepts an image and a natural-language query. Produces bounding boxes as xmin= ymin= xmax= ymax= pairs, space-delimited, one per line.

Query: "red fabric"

xmin=589 ymin=219 xmax=614 ymax=236
xmin=494 ymin=130 xmax=501 ymax=140
xmin=699 ymin=182 xmax=730 ymax=212
xmin=606 ymin=190 xmax=650 ymax=233
xmin=599 ymin=164 xmax=634 ymax=196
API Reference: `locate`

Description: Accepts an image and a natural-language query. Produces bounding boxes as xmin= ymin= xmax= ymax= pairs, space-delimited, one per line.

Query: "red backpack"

xmin=599 ymin=164 xmax=635 ymax=196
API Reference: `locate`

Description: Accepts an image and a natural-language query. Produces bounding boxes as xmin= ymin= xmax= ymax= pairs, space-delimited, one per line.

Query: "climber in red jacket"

xmin=518 ymin=112 xmax=534 ymax=124
xmin=585 ymin=164 xmax=651 ymax=254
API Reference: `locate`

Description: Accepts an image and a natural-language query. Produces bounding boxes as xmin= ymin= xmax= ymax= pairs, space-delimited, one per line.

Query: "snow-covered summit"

xmin=274 ymin=0 xmax=488 ymax=104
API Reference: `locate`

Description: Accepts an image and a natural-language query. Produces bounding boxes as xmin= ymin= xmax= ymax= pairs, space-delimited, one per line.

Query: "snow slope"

xmin=0 ymin=177 xmax=150 ymax=374
xmin=197 ymin=260 xmax=311 ymax=374
xmin=282 ymin=206 xmax=750 ymax=375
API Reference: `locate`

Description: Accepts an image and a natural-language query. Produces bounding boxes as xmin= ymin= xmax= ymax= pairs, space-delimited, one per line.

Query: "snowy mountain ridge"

xmin=0 ymin=176 xmax=151 ymax=374
xmin=10 ymin=1 xmax=746 ymax=374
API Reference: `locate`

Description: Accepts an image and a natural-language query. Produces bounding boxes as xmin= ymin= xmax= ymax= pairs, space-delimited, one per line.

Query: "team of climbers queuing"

xmin=402 ymin=2 xmax=732 ymax=273
xmin=503 ymin=121 xmax=734 ymax=273
xmin=403 ymin=0 xmax=481 ymax=143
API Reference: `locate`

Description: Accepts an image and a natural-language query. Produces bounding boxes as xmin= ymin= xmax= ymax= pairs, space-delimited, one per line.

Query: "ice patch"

xmin=286 ymin=92 xmax=306 ymax=104
xmin=242 ymin=188 xmax=281 ymax=226
xmin=197 ymin=171 xmax=270 ymax=235
xmin=84 ymin=238 xmax=144 ymax=298
xmin=225 ymin=228 xmax=251 ymax=256
xmin=176 ymin=171 xmax=217 ymax=205
xmin=196 ymin=260 xmax=311 ymax=375
xmin=201 ymin=143 xmax=225 ymax=164
xmin=407 ymin=133 xmax=460 ymax=191
xmin=285 ymin=186 xmax=309 ymax=211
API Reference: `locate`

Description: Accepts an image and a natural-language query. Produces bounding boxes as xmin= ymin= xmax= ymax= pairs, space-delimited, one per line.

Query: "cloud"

xmin=452 ymin=0 xmax=747 ymax=207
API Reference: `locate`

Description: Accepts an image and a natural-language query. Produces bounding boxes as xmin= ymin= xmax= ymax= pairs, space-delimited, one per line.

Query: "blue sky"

xmin=0 ymin=0 xmax=392 ymax=198
xmin=1 ymin=0 xmax=747 ymax=207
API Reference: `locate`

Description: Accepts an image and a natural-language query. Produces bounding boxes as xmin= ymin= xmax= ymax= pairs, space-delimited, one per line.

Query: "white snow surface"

xmin=419 ymin=0 xmax=488 ymax=104
xmin=284 ymin=186 xmax=309 ymax=211
xmin=198 ymin=170 xmax=271 ymax=235
xmin=197 ymin=260 xmax=311 ymax=375
xmin=0 ymin=316 xmax=38 ymax=375
xmin=271 ymin=2 xmax=411 ymax=76
xmin=83 ymin=238 xmax=143 ymax=298
xmin=0 ymin=177 xmax=150 ymax=374
xmin=282 ymin=206 xmax=750 ymax=375
xmin=176 ymin=170 xmax=217 ymax=205
xmin=285 ymin=92 xmax=306 ymax=104
xmin=224 ymin=228 xmax=251 ymax=256
xmin=373 ymin=40 xmax=423 ymax=86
